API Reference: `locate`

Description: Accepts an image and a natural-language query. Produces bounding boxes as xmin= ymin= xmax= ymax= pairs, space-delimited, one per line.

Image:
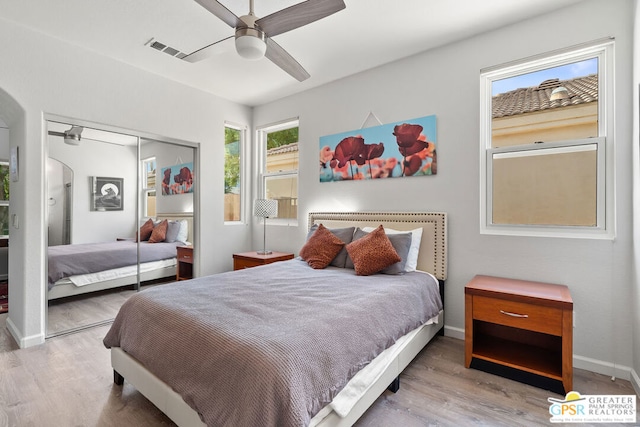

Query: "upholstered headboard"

xmin=308 ymin=212 xmax=447 ymax=281
xmin=156 ymin=213 xmax=193 ymax=243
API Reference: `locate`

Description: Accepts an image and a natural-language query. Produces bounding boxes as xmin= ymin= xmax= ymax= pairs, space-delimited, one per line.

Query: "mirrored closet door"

xmin=46 ymin=120 xmax=196 ymax=337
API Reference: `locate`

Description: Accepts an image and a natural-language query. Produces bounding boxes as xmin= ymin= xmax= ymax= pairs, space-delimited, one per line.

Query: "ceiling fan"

xmin=185 ymin=0 xmax=346 ymax=81
xmin=48 ymin=126 xmax=84 ymax=146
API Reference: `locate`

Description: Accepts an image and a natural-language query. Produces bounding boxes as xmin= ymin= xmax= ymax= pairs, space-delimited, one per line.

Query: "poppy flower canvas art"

xmin=161 ymin=162 xmax=194 ymax=196
xmin=319 ymin=115 xmax=437 ymax=182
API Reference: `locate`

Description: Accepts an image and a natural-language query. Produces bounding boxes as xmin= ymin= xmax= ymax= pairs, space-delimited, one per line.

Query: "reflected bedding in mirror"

xmin=47 ymin=240 xmax=181 ymax=290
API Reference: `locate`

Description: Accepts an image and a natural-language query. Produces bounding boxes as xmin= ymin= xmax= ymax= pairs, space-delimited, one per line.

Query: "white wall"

xmin=0 ymin=16 xmax=253 ymax=346
xmin=49 ymin=136 xmax=138 ymax=243
xmin=631 ymin=0 xmax=640 ymax=395
xmin=254 ymin=0 xmax=637 ymax=379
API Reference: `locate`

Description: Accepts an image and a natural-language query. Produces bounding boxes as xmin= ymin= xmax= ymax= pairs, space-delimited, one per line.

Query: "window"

xmin=257 ymin=119 xmax=299 ymax=222
xmin=142 ymin=157 xmax=156 ymax=217
xmin=0 ymin=162 xmax=8 ymax=236
xmin=480 ymin=40 xmax=614 ymax=238
xmin=224 ymin=124 xmax=244 ymax=222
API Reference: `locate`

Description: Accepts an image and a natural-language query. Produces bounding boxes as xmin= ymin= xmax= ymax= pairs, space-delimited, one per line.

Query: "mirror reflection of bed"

xmin=46 ymin=120 xmax=196 ymax=337
xmin=46 ymin=213 xmax=193 ymax=335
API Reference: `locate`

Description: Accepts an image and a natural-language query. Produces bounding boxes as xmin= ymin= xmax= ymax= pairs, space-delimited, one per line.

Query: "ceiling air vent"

xmin=150 ymin=40 xmax=166 ymax=51
xmin=145 ymin=38 xmax=188 ymax=59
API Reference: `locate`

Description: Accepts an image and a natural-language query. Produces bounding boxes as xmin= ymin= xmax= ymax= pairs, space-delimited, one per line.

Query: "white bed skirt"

xmin=58 ymin=259 xmax=176 ymax=287
xmin=48 ymin=260 xmax=177 ymax=300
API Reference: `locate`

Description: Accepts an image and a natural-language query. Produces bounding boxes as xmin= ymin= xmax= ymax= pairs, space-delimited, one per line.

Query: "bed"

xmin=47 ymin=213 xmax=192 ymax=300
xmin=104 ymin=211 xmax=447 ymax=426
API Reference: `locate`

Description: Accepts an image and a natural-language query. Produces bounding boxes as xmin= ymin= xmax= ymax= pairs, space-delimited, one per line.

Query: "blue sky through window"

xmin=492 ymin=58 xmax=597 ymax=96
xmin=144 ymin=158 xmax=156 ymax=174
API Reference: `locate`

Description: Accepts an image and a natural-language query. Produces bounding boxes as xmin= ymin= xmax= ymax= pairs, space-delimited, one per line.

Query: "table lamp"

xmin=254 ymin=199 xmax=278 ymax=255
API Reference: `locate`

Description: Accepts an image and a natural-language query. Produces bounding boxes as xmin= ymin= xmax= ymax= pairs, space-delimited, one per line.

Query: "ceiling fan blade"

xmin=256 ymin=0 xmax=346 ymax=37
xmin=264 ymin=38 xmax=310 ymax=82
xmin=193 ymin=0 xmax=242 ymax=28
xmin=183 ymin=36 xmax=234 ymax=63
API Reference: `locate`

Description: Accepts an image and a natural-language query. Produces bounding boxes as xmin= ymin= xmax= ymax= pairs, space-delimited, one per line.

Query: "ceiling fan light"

xmin=235 ymin=28 xmax=266 ymax=60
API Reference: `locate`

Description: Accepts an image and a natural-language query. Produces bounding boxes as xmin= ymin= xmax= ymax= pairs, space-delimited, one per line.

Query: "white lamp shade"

xmin=254 ymin=199 xmax=278 ymax=218
xmin=235 ymin=35 xmax=266 ymax=60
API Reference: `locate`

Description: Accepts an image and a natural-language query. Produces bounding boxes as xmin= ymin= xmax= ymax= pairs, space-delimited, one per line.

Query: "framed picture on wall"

xmin=161 ymin=162 xmax=194 ymax=196
xmin=90 ymin=176 xmax=123 ymax=211
xmin=319 ymin=115 xmax=437 ymax=182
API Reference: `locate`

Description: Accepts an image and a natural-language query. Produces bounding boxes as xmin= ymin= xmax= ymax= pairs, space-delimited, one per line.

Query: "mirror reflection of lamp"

xmin=254 ymin=199 xmax=278 ymax=255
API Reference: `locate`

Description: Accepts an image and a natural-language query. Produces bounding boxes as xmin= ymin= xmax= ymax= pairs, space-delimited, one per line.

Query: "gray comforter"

xmin=48 ymin=240 xmax=180 ymax=287
xmin=103 ymin=259 xmax=442 ymax=427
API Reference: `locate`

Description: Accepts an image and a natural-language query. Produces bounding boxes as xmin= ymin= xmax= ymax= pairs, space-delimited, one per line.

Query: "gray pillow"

xmin=306 ymin=225 xmax=355 ymax=268
xmin=164 ymin=220 xmax=181 ymax=243
xmin=345 ymin=227 xmax=412 ymax=274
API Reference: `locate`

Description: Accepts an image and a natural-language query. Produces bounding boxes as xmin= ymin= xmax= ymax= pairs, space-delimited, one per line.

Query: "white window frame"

xmin=224 ymin=122 xmax=247 ymax=225
xmin=479 ymin=39 xmax=615 ymax=239
xmin=141 ymin=156 xmax=156 ymax=218
xmin=257 ymin=118 xmax=299 ymax=226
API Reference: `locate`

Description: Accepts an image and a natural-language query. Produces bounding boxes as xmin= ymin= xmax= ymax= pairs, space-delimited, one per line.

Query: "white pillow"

xmin=175 ymin=220 xmax=189 ymax=243
xmin=363 ymin=226 xmax=423 ymax=272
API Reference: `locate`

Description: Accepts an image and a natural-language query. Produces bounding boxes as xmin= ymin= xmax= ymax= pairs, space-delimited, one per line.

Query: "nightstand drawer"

xmin=473 ymin=295 xmax=563 ymax=336
xmin=177 ymin=246 xmax=193 ymax=264
xmin=233 ymin=252 xmax=294 ymax=270
xmin=234 ymin=258 xmax=262 ymax=270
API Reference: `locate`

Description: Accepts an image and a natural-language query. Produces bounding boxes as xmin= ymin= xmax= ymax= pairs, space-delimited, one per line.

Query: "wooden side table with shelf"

xmin=465 ymin=275 xmax=573 ymax=394
xmin=176 ymin=245 xmax=194 ymax=281
xmin=233 ymin=251 xmax=294 ymax=270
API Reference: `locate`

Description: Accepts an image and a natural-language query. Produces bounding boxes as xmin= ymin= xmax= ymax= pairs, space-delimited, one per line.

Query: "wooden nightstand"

xmin=465 ymin=275 xmax=573 ymax=393
xmin=233 ymin=251 xmax=294 ymax=270
xmin=176 ymin=245 xmax=194 ymax=280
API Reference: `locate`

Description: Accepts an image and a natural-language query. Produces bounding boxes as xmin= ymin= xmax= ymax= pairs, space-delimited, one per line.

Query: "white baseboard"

xmin=5 ymin=316 xmax=45 ymax=348
xmin=444 ymin=324 xmax=464 ymax=340
xmin=573 ymin=354 xmax=632 ymax=382
xmin=630 ymin=369 xmax=640 ymax=396
xmin=445 ymin=325 xmax=636 ymax=384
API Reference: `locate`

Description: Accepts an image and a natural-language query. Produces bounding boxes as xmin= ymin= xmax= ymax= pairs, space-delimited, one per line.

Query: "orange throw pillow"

xmin=149 ymin=219 xmax=168 ymax=243
xmin=137 ymin=218 xmax=154 ymax=242
xmin=300 ymin=224 xmax=345 ymax=269
xmin=345 ymin=225 xmax=401 ymax=276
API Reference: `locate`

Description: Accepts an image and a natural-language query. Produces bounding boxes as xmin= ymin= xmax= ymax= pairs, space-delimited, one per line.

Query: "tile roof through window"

xmin=267 ymin=142 xmax=298 ymax=155
xmin=492 ymin=74 xmax=598 ymax=119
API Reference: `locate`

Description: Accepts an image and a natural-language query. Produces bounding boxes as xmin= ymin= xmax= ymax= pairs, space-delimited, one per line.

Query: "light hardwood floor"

xmin=0 ymin=310 xmax=637 ymax=426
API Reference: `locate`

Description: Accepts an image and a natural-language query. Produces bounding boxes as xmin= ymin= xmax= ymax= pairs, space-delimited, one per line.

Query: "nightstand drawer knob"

xmin=500 ymin=310 xmax=529 ymax=318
